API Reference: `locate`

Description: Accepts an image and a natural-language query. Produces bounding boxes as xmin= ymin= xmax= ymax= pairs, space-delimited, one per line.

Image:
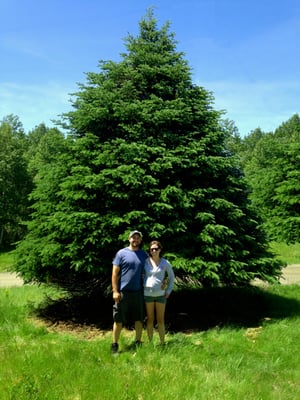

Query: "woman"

xmin=144 ymin=240 xmax=175 ymax=345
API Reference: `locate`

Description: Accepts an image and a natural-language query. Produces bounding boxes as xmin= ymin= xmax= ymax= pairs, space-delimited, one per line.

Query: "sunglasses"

xmin=150 ymin=247 xmax=160 ymax=251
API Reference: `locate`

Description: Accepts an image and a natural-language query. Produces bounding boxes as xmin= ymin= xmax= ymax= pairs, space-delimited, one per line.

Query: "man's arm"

xmin=112 ymin=265 xmax=121 ymax=302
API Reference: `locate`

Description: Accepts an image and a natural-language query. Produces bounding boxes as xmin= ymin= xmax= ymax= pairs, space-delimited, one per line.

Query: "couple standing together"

xmin=111 ymin=230 xmax=175 ymax=354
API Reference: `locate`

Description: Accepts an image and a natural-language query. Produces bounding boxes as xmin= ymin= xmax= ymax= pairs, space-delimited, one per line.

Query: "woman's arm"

xmin=165 ymin=261 xmax=175 ymax=296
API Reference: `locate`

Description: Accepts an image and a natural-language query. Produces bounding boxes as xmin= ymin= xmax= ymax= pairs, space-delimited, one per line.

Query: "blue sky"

xmin=1 ymin=0 xmax=300 ymax=136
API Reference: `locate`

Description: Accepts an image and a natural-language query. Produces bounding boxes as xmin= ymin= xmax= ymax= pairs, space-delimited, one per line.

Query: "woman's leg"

xmin=145 ymin=301 xmax=155 ymax=342
xmin=113 ymin=322 xmax=123 ymax=344
xmin=134 ymin=320 xmax=143 ymax=342
xmin=155 ymin=302 xmax=166 ymax=344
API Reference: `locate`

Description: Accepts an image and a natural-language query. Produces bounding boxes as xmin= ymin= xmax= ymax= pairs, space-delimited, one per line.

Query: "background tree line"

xmin=1 ymin=11 xmax=299 ymax=291
xmin=226 ymin=113 xmax=300 ymax=244
xmin=0 ymin=116 xmax=64 ymax=247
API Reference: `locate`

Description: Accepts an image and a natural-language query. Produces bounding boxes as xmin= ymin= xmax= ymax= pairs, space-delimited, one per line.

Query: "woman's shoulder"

xmin=161 ymin=258 xmax=172 ymax=268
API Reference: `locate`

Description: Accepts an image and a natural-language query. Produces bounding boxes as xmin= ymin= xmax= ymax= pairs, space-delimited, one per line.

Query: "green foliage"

xmin=14 ymin=10 xmax=282 ymax=289
xmin=240 ymin=114 xmax=300 ymax=243
xmin=0 ymin=115 xmax=32 ymax=247
xmin=25 ymin=123 xmax=66 ymax=178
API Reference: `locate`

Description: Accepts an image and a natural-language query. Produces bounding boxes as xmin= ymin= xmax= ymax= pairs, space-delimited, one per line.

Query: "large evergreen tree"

xmin=15 ymin=10 xmax=282 ymax=288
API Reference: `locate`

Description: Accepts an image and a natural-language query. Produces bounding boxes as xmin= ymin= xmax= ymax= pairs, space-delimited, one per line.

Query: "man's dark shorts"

xmin=113 ymin=291 xmax=144 ymax=325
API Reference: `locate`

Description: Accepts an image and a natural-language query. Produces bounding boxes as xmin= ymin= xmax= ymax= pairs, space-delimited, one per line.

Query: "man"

xmin=111 ymin=230 xmax=148 ymax=353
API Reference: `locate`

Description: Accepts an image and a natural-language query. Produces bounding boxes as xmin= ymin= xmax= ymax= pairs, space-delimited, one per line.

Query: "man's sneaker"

xmin=111 ymin=342 xmax=119 ymax=354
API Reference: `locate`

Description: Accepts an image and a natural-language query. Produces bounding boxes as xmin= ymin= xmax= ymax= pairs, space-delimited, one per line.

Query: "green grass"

xmin=1 ymin=244 xmax=300 ymax=398
xmin=0 ymin=249 xmax=14 ymax=272
xmin=1 ymin=284 xmax=300 ymax=399
xmin=269 ymin=242 xmax=300 ymax=265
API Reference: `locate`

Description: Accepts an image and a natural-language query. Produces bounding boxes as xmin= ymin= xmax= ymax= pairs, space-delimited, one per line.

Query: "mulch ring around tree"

xmin=33 ymin=283 xmax=300 ymax=337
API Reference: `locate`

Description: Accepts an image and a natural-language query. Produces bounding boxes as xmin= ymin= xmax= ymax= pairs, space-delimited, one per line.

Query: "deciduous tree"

xmin=0 ymin=115 xmax=31 ymax=246
xmin=243 ymin=114 xmax=300 ymax=243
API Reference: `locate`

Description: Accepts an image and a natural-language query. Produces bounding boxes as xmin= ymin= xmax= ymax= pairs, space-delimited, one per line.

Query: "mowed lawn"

xmin=1 ymin=243 xmax=300 ymax=399
xmin=1 ymin=282 xmax=300 ymax=399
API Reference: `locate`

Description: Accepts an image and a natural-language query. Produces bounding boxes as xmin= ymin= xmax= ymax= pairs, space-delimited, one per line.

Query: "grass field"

xmin=0 ymin=249 xmax=14 ymax=272
xmin=1 ymin=244 xmax=300 ymax=399
xmin=1 ymin=282 xmax=300 ymax=399
xmin=269 ymin=241 xmax=300 ymax=265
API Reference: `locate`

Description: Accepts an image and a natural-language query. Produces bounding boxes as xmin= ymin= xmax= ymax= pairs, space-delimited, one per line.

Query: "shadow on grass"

xmin=35 ymin=285 xmax=300 ymax=333
xmin=167 ymin=285 xmax=300 ymax=332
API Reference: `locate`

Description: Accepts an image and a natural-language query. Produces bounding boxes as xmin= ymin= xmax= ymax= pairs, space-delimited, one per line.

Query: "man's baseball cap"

xmin=129 ymin=230 xmax=143 ymax=238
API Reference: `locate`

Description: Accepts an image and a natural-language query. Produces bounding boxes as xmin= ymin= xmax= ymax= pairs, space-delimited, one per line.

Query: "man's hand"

xmin=113 ymin=291 xmax=122 ymax=303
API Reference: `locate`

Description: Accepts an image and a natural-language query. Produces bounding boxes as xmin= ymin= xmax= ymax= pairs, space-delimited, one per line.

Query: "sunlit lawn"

xmin=270 ymin=241 xmax=300 ymax=265
xmin=0 ymin=249 xmax=14 ymax=272
xmin=1 ymin=243 xmax=300 ymax=399
xmin=1 ymin=282 xmax=300 ymax=399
